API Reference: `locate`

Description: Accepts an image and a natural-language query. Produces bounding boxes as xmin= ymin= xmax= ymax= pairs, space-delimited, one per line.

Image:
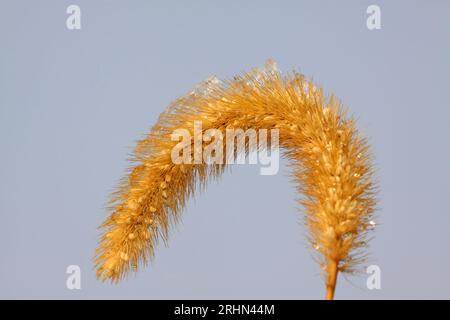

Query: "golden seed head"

xmin=95 ymin=60 xmax=377 ymax=295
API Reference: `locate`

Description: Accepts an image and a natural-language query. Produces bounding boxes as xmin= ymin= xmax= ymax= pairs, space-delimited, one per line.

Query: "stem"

xmin=325 ymin=260 xmax=338 ymax=300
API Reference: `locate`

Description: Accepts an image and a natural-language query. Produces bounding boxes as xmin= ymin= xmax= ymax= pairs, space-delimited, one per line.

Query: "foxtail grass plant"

xmin=95 ymin=60 xmax=377 ymax=299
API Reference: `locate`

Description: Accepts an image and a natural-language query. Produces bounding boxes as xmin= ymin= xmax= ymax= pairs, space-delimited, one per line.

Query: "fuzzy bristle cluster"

xmin=95 ymin=60 xmax=376 ymax=298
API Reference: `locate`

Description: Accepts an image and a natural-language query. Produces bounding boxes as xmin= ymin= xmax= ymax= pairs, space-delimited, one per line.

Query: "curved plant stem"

xmin=325 ymin=261 xmax=338 ymax=300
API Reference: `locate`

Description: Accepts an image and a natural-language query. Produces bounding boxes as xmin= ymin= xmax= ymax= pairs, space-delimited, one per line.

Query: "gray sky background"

xmin=1 ymin=1 xmax=449 ymax=299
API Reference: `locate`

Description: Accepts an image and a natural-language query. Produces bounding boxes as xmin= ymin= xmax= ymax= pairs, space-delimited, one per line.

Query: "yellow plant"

xmin=95 ymin=60 xmax=377 ymax=299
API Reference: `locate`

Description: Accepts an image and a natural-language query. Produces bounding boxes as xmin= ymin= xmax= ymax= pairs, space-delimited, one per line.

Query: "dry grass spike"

xmin=95 ymin=60 xmax=377 ymax=300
